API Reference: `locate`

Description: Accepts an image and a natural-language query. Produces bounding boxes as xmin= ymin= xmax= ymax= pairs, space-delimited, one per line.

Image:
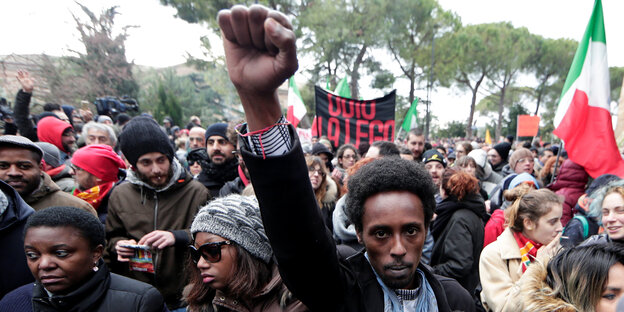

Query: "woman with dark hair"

xmin=431 ymin=168 xmax=488 ymax=300
xmin=331 ymin=144 xmax=359 ymax=185
xmin=0 ymin=206 xmax=166 ymax=312
xmin=455 ymin=141 xmax=473 ymax=159
xmin=522 ymin=243 xmax=624 ymax=311
xmin=183 ymin=195 xmax=306 ymax=311
xmin=306 ymin=155 xmax=338 ymax=232
xmin=479 ymin=188 xmax=564 ymax=311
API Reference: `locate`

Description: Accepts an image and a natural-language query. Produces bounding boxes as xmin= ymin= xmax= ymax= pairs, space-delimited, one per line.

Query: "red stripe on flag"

xmin=286 ymin=105 xmax=299 ymax=128
xmin=554 ymin=89 xmax=624 ymax=178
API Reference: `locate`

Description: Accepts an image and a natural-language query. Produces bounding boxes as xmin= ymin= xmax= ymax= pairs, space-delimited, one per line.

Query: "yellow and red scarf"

xmin=73 ymin=182 xmax=114 ymax=211
xmin=513 ymin=231 xmax=542 ymax=273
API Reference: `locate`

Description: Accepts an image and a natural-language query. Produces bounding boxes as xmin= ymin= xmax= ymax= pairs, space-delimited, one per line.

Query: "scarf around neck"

xmin=365 ymin=253 xmax=438 ymax=312
xmin=73 ymin=181 xmax=114 ymax=211
xmin=513 ymin=231 xmax=543 ymax=273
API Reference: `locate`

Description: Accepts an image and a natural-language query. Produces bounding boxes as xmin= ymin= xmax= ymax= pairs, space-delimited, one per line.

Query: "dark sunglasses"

xmin=189 ymin=241 xmax=232 ymax=264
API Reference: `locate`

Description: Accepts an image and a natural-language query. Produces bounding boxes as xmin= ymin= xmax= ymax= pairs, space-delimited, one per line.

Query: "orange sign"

xmin=517 ymin=115 xmax=540 ymax=137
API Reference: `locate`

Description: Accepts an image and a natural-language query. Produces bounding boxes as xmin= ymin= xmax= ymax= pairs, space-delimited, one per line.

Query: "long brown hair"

xmin=306 ymin=155 xmax=328 ymax=208
xmin=504 ymin=187 xmax=562 ymax=232
xmin=184 ymin=244 xmax=272 ymax=311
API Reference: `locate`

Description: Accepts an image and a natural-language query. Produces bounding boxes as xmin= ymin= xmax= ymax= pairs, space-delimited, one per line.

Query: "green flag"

xmin=334 ymin=77 xmax=351 ymax=98
xmin=401 ymin=98 xmax=419 ymax=133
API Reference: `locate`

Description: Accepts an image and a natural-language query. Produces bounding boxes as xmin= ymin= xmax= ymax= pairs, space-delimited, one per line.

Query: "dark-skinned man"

xmin=217 ymin=5 xmax=473 ymax=311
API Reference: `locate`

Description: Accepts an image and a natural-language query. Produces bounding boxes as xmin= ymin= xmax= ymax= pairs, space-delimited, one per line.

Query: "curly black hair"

xmin=345 ymin=157 xmax=436 ymax=232
xmin=24 ymin=206 xmax=105 ymax=250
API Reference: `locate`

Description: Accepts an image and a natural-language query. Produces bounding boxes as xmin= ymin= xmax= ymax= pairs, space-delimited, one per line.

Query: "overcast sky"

xmin=1 ymin=0 xmax=622 ymax=127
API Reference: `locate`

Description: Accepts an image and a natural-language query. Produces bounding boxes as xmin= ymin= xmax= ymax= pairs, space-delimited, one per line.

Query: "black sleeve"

xmin=13 ymin=90 xmax=38 ymax=142
xmin=138 ymin=285 xmax=168 ymax=312
xmin=241 ymin=126 xmax=346 ymax=310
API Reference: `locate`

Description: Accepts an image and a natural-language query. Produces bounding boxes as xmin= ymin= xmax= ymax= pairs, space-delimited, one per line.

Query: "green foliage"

xmin=610 ymin=66 xmax=624 ymax=102
xmin=384 ymin=0 xmax=459 ymax=104
xmin=529 ymin=36 xmax=577 ymax=115
xmin=435 ymin=23 xmax=505 ymax=136
xmin=482 ymin=23 xmax=536 ymax=139
xmin=136 ymin=66 xmax=241 ymax=127
xmin=70 ymin=3 xmax=139 ymax=99
xmin=155 ymin=83 xmax=183 ymax=126
xmin=159 ymin=0 xmax=301 ymax=28
xmin=298 ymin=0 xmax=387 ymax=98
xmin=435 ymin=120 xmax=466 ymax=139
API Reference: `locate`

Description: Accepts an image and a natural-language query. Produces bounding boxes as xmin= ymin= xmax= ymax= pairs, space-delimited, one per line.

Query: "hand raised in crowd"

xmin=138 ymin=230 xmax=175 ymax=250
xmin=217 ymin=4 xmax=298 ymax=131
xmin=16 ymin=70 xmax=34 ymax=93
xmin=115 ymin=239 xmax=138 ymax=262
xmin=79 ymin=109 xmax=94 ymax=122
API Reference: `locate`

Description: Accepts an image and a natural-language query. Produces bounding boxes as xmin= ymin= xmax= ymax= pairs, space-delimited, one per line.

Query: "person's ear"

xmin=523 ymin=218 xmax=534 ymax=231
xmin=356 ymin=231 xmax=363 ymax=244
xmin=92 ymin=244 xmax=104 ymax=262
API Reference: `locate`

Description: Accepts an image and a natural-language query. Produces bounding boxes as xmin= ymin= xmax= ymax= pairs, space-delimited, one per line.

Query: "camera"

xmin=94 ymin=96 xmax=139 ymax=117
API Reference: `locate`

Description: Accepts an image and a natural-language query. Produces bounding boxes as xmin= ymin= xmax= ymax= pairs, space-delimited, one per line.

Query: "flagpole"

xmin=550 ymin=140 xmax=564 ymax=185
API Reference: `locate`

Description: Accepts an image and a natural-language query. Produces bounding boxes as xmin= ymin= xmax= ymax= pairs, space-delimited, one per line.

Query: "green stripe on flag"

xmin=401 ymin=98 xmax=419 ymax=133
xmin=559 ymin=0 xmax=605 ymax=100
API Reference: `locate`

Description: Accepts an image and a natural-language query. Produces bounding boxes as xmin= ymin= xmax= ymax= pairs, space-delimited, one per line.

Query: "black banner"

xmin=314 ymin=86 xmax=396 ymax=149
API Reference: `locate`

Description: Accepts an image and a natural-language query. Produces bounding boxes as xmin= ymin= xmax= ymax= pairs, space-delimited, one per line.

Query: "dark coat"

xmin=241 ymin=125 xmax=474 ymax=312
xmin=218 ymin=177 xmax=245 ymax=197
xmin=0 ymin=262 xmax=168 ymax=312
xmin=105 ymin=162 xmax=210 ymax=309
xmin=197 ymin=158 xmax=239 ymax=197
xmin=0 ymin=180 xmax=35 ymax=299
xmin=547 ymin=160 xmax=589 ymax=226
xmin=13 ymin=90 xmax=38 ymax=142
xmin=430 ymin=195 xmax=486 ymax=297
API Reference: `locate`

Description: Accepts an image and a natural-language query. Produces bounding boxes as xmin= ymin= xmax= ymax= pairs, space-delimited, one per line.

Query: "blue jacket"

xmin=0 ymin=180 xmax=35 ymax=299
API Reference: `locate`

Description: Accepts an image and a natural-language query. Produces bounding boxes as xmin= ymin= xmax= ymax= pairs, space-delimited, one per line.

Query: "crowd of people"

xmin=1 ymin=4 xmax=624 ymax=312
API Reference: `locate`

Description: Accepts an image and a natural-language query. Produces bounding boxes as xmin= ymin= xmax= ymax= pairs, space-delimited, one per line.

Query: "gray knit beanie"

xmin=191 ymin=194 xmax=272 ymax=263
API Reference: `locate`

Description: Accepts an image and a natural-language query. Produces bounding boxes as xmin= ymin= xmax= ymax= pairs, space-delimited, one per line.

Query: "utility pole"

xmin=425 ymin=25 xmax=439 ymax=140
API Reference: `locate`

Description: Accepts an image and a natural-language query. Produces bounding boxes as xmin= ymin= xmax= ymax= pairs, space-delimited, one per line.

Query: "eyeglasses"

xmin=341 ymin=155 xmax=357 ymax=159
xmin=517 ymin=158 xmax=534 ymax=164
xmin=70 ymin=164 xmax=84 ymax=172
xmin=188 ymin=241 xmax=232 ymax=264
xmin=308 ymin=167 xmax=325 ymax=177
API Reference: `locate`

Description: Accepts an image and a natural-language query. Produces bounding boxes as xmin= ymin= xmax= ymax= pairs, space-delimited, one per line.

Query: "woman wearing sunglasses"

xmin=184 ymin=195 xmax=307 ymax=311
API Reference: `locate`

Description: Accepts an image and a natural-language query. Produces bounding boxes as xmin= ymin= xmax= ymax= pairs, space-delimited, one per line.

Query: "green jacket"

xmin=105 ymin=160 xmax=210 ymax=309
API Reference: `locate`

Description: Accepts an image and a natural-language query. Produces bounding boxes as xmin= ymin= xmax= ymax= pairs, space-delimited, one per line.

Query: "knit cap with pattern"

xmin=191 ymin=194 xmax=272 ymax=263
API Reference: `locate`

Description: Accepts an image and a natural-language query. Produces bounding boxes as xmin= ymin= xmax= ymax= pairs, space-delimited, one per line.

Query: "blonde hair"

xmin=504 ymin=187 xmax=562 ymax=232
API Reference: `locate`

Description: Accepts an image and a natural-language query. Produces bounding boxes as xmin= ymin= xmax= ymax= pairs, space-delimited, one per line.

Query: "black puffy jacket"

xmin=0 ymin=261 xmax=168 ymax=312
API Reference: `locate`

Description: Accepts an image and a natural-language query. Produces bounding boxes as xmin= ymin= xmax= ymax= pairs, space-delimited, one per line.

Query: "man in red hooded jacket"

xmin=37 ymin=116 xmax=76 ymax=161
xmin=71 ymin=144 xmax=126 ymax=223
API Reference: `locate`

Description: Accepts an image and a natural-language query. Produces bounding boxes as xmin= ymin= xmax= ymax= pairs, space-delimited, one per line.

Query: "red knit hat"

xmin=72 ymin=144 xmax=126 ymax=183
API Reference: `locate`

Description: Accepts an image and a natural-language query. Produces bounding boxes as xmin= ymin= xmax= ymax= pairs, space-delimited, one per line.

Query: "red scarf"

xmin=512 ymin=231 xmax=543 ymax=273
xmin=73 ymin=182 xmax=114 ymax=211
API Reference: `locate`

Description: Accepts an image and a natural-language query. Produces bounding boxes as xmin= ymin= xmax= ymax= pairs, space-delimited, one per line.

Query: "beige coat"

xmin=479 ymin=228 xmax=525 ymax=312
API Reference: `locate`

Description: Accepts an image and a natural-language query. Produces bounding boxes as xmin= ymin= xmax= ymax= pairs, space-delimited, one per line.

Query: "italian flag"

xmin=553 ymin=0 xmax=624 ymax=178
xmin=287 ymin=76 xmax=307 ymax=128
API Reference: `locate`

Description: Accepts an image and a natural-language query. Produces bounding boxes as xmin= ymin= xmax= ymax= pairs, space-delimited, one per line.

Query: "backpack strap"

xmin=573 ymin=215 xmax=589 ymax=238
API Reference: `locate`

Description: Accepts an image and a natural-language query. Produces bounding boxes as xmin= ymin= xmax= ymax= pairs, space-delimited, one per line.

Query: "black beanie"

xmin=493 ymin=142 xmax=512 ymax=163
xmin=119 ymin=117 xmax=174 ymax=167
xmin=205 ymin=123 xmax=228 ymax=142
